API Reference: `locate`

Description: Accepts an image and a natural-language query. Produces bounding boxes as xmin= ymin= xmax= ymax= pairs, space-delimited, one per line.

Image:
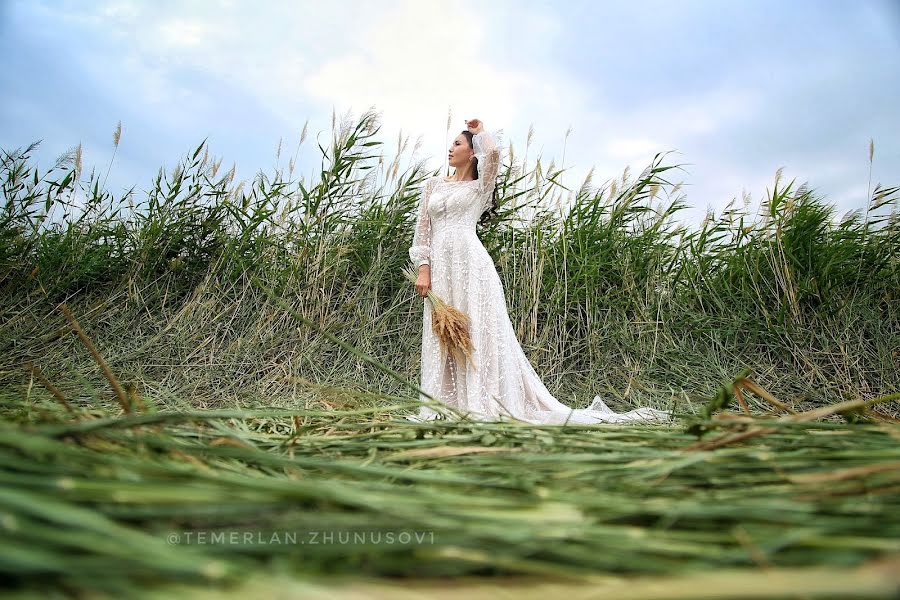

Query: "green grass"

xmin=1 ymin=386 xmax=899 ymax=597
xmin=2 ymin=110 xmax=896 ymax=413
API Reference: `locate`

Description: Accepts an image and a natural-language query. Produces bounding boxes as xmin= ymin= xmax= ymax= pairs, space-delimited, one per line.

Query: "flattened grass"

xmin=1 ymin=384 xmax=899 ymax=597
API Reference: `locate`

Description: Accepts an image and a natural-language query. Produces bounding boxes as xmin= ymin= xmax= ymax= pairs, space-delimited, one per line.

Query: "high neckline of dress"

xmin=440 ymin=177 xmax=477 ymax=184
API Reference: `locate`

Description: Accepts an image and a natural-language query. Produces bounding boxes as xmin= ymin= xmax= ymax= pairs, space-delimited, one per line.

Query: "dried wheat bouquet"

xmin=403 ymin=264 xmax=476 ymax=371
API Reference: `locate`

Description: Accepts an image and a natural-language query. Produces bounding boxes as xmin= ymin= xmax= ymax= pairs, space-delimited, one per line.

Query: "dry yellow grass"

xmin=403 ymin=264 xmax=477 ymax=371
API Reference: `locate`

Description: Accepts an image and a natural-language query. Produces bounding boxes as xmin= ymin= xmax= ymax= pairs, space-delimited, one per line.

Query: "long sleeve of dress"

xmin=409 ymin=176 xmax=437 ymax=267
xmin=472 ymin=129 xmax=504 ymax=212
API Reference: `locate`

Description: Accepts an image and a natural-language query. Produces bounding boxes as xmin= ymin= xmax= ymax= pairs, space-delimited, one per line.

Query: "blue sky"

xmin=2 ymin=0 xmax=898 ymax=225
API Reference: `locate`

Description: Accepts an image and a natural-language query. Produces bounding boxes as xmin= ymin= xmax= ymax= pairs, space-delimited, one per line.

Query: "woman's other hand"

xmin=415 ymin=265 xmax=431 ymax=297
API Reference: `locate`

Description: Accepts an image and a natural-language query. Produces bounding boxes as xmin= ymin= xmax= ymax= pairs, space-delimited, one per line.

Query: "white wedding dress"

xmin=406 ymin=129 xmax=672 ymax=425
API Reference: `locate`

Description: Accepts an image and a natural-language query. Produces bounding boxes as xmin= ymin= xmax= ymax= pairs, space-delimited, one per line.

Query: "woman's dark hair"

xmin=460 ymin=130 xmax=500 ymax=225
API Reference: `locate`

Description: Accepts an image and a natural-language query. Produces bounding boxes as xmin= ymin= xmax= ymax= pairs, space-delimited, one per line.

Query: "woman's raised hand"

xmin=466 ymin=119 xmax=484 ymax=135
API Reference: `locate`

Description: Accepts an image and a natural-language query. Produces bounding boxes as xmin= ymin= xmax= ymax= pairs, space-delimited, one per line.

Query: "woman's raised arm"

xmin=467 ymin=120 xmax=503 ymax=203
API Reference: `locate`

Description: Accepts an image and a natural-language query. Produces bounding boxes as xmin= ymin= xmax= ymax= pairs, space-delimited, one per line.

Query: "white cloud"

xmin=12 ymin=0 xmax=897 ymax=227
xmin=158 ymin=19 xmax=211 ymax=48
xmin=34 ymin=0 xmax=594 ymax=170
xmin=98 ymin=0 xmax=140 ymax=23
xmin=298 ymin=0 xmax=534 ymax=157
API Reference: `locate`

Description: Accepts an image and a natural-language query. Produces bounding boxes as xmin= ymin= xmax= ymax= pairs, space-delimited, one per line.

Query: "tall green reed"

xmin=1 ymin=110 xmax=896 ymax=411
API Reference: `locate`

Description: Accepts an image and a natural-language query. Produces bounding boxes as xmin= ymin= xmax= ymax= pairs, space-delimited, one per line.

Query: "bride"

xmin=406 ymin=118 xmax=672 ymax=425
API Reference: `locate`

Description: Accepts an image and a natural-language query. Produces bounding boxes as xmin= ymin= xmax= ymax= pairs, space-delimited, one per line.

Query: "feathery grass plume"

xmin=225 ymin=163 xmax=236 ymax=185
xmin=562 ymin=124 xmax=572 ymax=165
xmin=286 ymin=120 xmax=309 ymax=180
xmin=391 ymin=159 xmax=400 ymax=183
xmin=577 ymin=166 xmax=595 ymax=200
xmin=582 ymin=165 xmax=594 ymax=189
xmin=364 ymin=107 xmax=380 ymax=136
xmin=444 ymin=107 xmax=454 ymax=175
xmin=403 ymin=264 xmax=476 ymax=371
xmin=102 ymin=121 xmax=123 ymax=190
xmin=701 ymin=206 xmax=713 ymax=229
xmin=867 ymin=138 xmax=875 ymax=204
xmin=171 ymin=163 xmax=183 ymax=184
xmin=74 ymin=142 xmax=82 ymax=175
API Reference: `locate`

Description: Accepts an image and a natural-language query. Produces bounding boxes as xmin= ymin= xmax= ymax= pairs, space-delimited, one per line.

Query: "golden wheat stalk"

xmin=403 ymin=264 xmax=476 ymax=371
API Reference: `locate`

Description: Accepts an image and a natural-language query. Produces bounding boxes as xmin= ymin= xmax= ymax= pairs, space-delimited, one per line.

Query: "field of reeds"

xmin=1 ymin=108 xmax=899 ymax=598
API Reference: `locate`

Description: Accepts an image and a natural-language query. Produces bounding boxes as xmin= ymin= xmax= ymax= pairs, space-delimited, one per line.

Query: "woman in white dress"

xmin=407 ymin=118 xmax=672 ymax=425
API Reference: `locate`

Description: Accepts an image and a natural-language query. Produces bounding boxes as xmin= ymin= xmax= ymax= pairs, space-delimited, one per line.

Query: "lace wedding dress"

xmin=406 ymin=129 xmax=672 ymax=425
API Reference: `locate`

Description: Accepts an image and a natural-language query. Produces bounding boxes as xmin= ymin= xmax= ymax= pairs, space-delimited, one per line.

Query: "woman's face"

xmin=448 ymin=133 xmax=474 ymax=171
